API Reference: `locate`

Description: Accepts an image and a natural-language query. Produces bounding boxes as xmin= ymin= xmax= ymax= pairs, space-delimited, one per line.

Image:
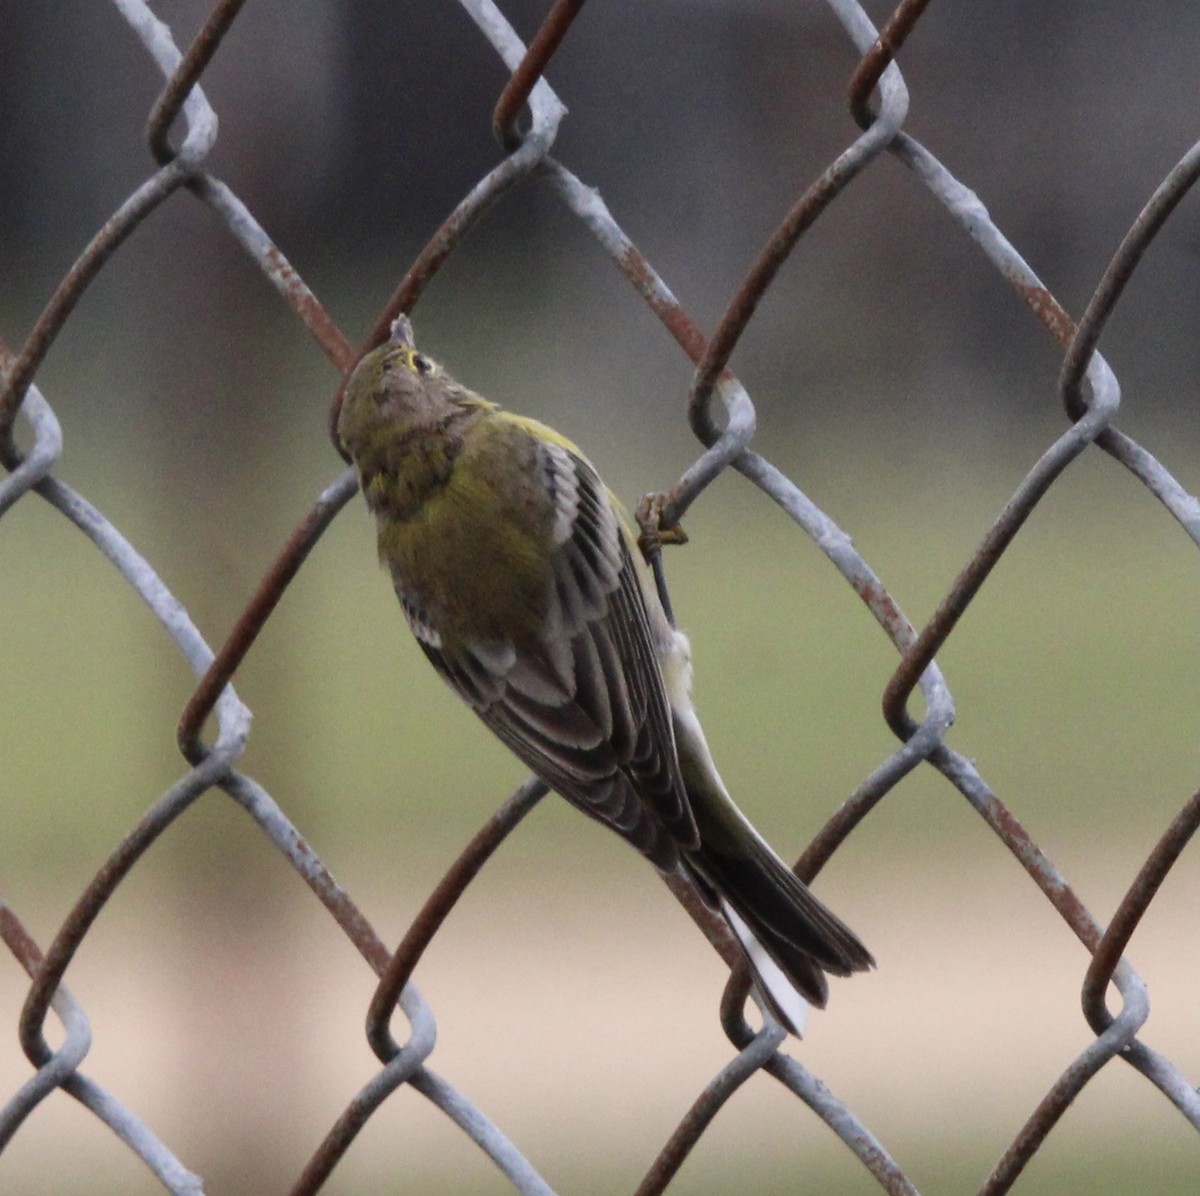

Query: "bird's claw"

xmin=635 ymin=492 xmax=688 ymax=563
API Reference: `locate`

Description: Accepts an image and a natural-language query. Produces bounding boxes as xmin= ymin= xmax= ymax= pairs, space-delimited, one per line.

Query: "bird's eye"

xmin=380 ymin=347 xmax=432 ymax=376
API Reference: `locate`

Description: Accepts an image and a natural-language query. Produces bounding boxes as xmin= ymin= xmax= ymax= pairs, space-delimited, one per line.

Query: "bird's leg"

xmin=636 ymin=491 xmax=688 ymax=628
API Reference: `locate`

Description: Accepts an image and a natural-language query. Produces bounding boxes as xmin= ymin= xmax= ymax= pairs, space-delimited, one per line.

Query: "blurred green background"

xmin=2 ymin=2 xmax=1198 ymax=1193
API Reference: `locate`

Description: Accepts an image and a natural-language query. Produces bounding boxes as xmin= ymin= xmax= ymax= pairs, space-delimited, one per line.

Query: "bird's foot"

xmin=635 ymin=492 xmax=688 ymax=562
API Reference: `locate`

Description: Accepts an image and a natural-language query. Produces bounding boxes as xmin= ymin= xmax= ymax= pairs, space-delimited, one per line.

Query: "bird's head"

xmin=337 ymin=317 xmax=452 ymax=461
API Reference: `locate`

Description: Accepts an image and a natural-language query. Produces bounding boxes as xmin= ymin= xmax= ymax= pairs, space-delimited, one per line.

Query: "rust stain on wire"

xmin=0 ymin=907 xmax=44 ymax=976
xmin=1082 ymin=784 xmax=1200 ymax=1034
xmin=848 ymin=0 xmax=935 ymax=126
xmin=492 ymin=0 xmax=586 ymax=150
xmin=0 ymin=163 xmax=194 ymax=464
xmin=145 ymin=0 xmax=249 ymax=163
xmin=616 ymin=245 xmax=711 ymax=366
xmin=1015 ymin=281 xmax=1077 ymax=351
xmin=261 ymin=243 xmax=355 ymax=373
xmin=177 ymin=472 xmax=356 ymax=759
xmin=365 ymin=778 xmax=548 ymax=1062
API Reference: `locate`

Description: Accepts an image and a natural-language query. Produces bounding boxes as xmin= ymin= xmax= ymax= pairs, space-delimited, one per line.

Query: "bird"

xmin=336 ymin=316 xmax=873 ymax=1035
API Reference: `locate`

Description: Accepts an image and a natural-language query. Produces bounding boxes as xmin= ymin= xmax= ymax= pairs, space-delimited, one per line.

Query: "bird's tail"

xmin=685 ymin=819 xmax=873 ymax=1037
xmin=664 ymin=657 xmax=872 ymax=1035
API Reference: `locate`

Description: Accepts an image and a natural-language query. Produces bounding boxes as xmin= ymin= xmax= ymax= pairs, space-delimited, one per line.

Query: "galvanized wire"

xmin=3 ymin=1 xmax=1198 ymax=1193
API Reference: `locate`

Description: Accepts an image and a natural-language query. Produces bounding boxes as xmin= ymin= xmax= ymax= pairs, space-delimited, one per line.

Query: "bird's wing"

xmin=402 ymin=435 xmax=699 ymax=864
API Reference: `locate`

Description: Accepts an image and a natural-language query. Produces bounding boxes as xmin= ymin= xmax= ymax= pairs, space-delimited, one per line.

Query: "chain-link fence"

xmin=3 ymin=1 xmax=1199 ymax=1193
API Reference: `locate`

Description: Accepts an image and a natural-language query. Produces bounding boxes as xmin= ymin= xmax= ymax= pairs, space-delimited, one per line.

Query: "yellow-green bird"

xmin=337 ymin=317 xmax=873 ymax=1035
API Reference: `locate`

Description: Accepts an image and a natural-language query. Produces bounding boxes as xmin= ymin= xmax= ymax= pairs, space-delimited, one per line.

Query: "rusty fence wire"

xmin=3 ymin=1 xmax=1200 ymax=1192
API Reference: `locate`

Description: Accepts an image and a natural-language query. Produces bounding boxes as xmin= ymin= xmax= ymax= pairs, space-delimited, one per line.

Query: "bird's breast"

xmin=374 ymin=449 xmax=556 ymax=650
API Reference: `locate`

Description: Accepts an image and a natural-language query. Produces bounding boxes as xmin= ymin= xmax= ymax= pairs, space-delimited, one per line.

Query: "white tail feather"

xmin=721 ymin=899 xmax=810 ymax=1037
